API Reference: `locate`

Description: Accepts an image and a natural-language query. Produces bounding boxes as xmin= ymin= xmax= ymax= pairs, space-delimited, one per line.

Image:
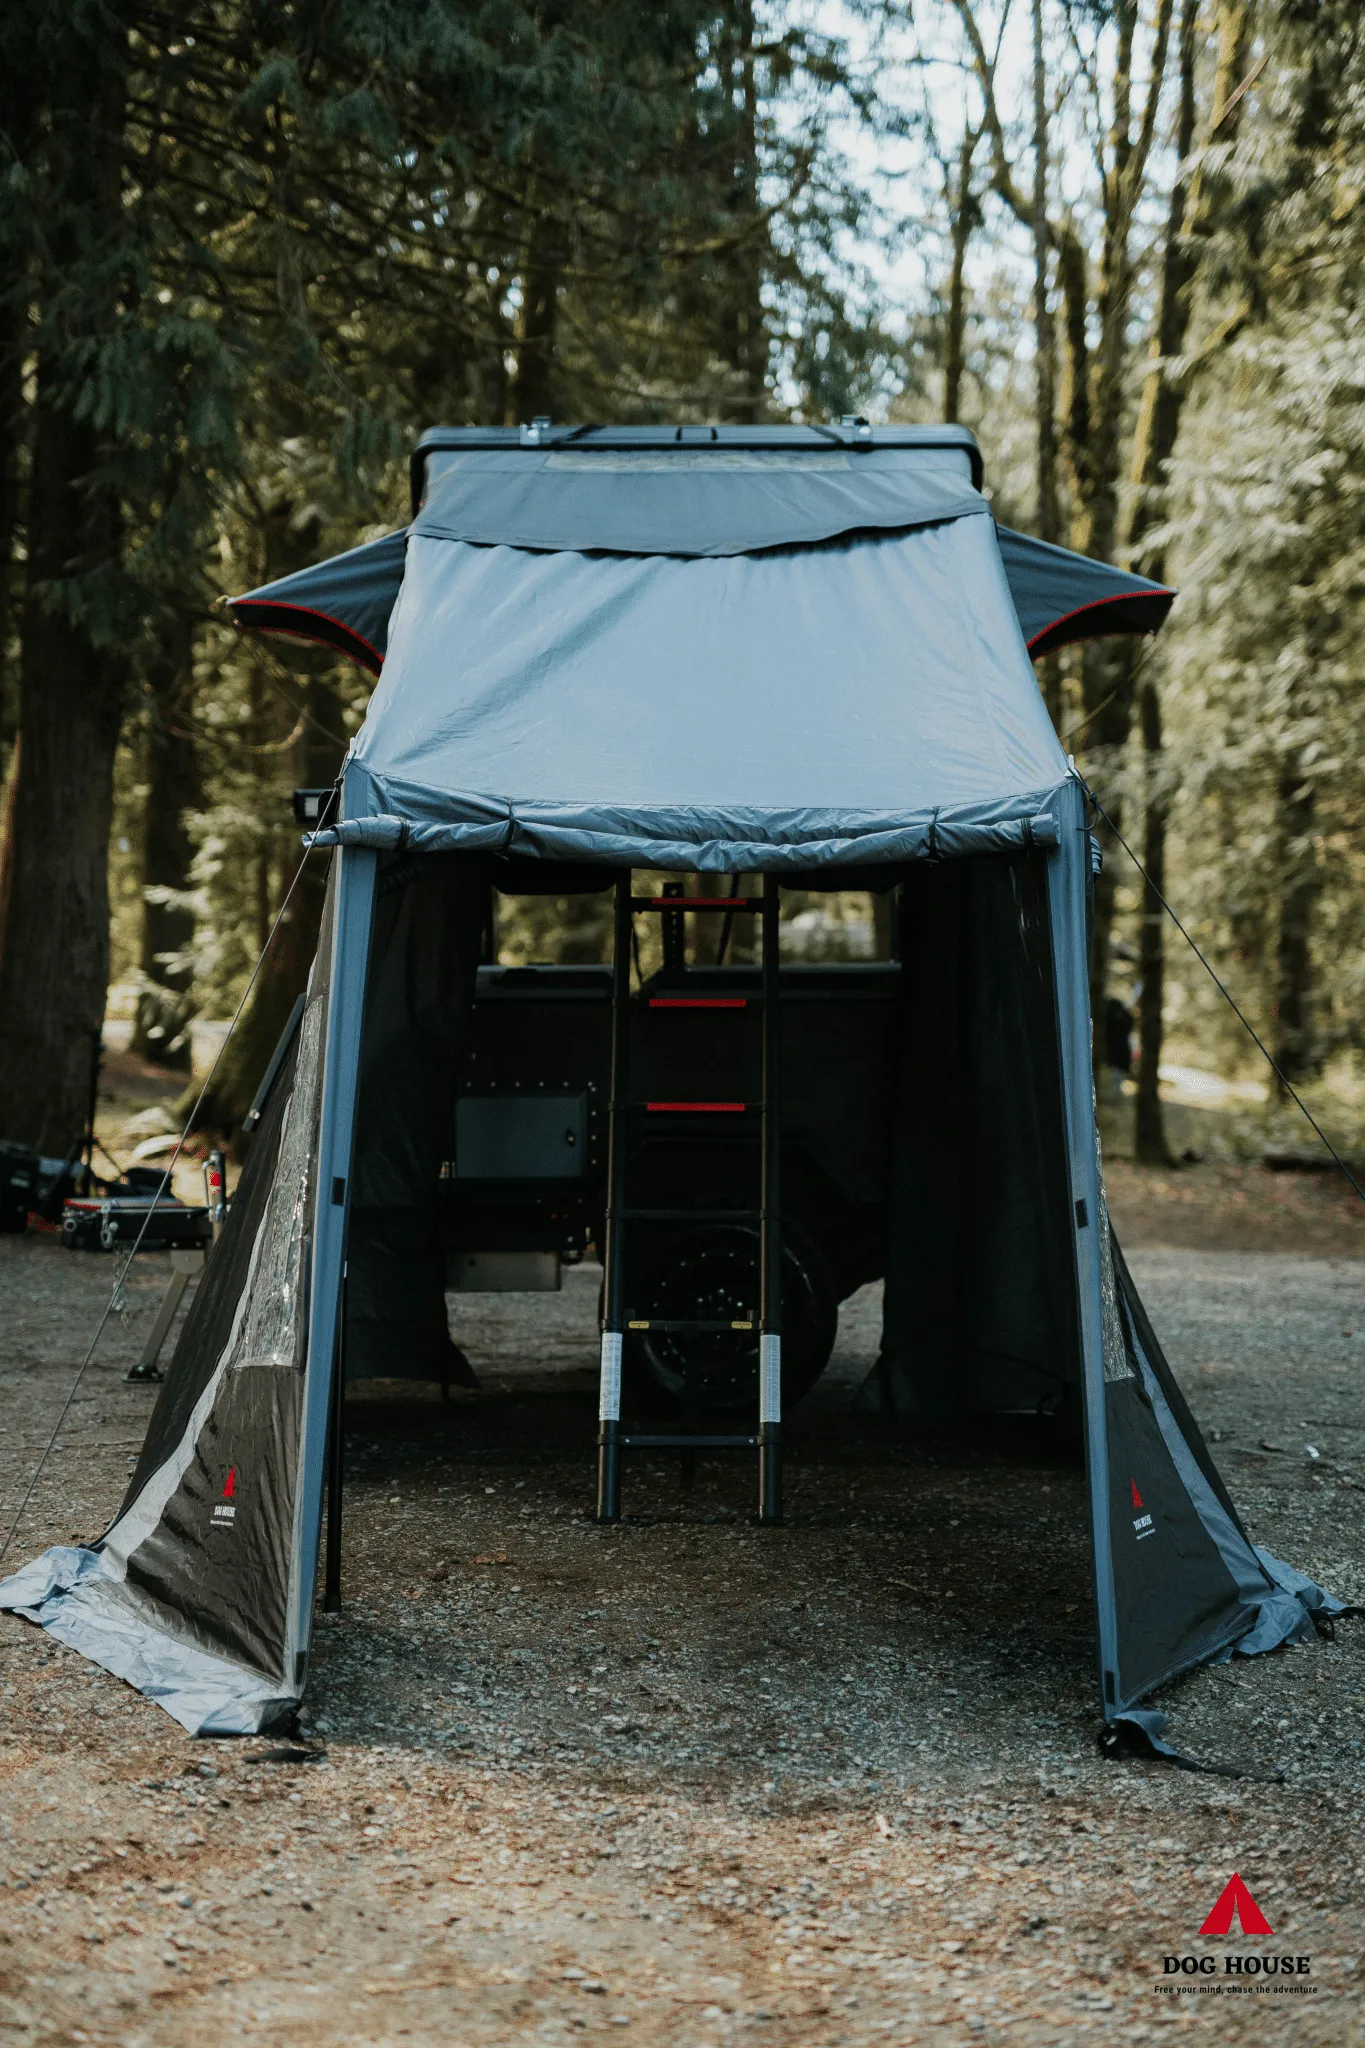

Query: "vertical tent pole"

xmin=323 ymin=1267 xmax=347 ymax=1613
xmin=758 ymin=874 xmax=783 ymax=1525
xmin=597 ymin=874 xmax=632 ymax=1523
xmin=1046 ymin=776 xmax=1119 ymax=1717
xmin=287 ymin=839 xmax=377 ymax=1685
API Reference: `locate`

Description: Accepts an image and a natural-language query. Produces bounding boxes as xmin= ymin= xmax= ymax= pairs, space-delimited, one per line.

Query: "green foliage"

xmin=8 ymin=0 xmax=1365 ymax=1151
xmin=1157 ymin=0 xmax=1365 ymax=1082
xmin=37 ymin=2 xmax=886 ymax=1045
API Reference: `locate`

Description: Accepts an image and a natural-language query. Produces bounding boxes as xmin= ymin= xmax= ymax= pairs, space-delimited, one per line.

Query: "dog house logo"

xmin=1131 ymin=1479 xmax=1155 ymax=1541
xmin=211 ymin=1466 xmax=239 ymax=1528
xmin=1199 ymin=1874 xmax=1272 ymax=1938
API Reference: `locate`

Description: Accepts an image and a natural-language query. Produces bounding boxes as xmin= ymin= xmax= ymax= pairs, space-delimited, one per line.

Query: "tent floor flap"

xmin=0 ymin=1546 xmax=297 ymax=1737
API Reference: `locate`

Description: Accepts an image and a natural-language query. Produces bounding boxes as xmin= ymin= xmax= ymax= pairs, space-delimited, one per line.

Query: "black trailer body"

xmin=441 ymin=942 xmax=900 ymax=1415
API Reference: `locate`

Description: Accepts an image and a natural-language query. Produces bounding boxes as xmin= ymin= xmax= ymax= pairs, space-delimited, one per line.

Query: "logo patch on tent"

xmin=1199 ymin=1873 xmax=1273 ymax=1938
xmin=1130 ymin=1477 xmax=1154 ymax=1539
xmin=212 ymin=1465 xmax=238 ymax=1526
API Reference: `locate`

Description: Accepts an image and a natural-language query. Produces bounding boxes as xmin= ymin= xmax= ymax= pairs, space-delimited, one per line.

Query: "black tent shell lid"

xmin=410 ymin=420 xmax=985 ymax=512
xmin=412 ymin=452 xmax=986 ymax=559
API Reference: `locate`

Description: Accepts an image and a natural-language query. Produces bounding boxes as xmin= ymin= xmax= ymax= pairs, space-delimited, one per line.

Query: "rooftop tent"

xmin=1 ymin=423 xmax=1339 ymax=1751
xmin=221 ymin=426 xmax=1174 ymax=678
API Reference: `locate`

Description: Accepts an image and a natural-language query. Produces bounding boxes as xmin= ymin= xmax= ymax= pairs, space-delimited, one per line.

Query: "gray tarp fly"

xmin=2 ymin=423 xmax=1340 ymax=1748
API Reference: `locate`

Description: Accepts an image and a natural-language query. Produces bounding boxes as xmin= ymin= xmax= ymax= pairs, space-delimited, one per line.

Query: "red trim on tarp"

xmin=229 ymin=599 xmax=385 ymax=676
xmin=1025 ymin=587 xmax=1175 ymax=659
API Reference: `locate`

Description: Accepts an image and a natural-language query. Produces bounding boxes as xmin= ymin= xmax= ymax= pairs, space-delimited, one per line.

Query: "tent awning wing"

xmin=995 ymin=525 xmax=1174 ymax=655
xmin=225 ymin=529 xmax=407 ymax=676
xmin=227 ymin=519 xmax=1175 ymax=678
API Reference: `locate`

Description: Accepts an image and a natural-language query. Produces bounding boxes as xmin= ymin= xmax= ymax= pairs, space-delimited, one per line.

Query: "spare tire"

xmin=620 ymin=1220 xmax=837 ymax=1424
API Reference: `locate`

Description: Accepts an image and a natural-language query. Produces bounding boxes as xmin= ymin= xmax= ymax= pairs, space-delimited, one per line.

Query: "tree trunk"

xmin=1057 ymin=0 xmax=1173 ymax=1039
xmin=186 ymin=843 xmax=330 ymax=1146
xmin=1134 ymin=678 xmax=1169 ymax=1161
xmin=0 ymin=39 xmax=36 ymax=788
xmin=1030 ymin=0 xmax=1058 ymax=547
xmin=183 ymin=500 xmax=350 ymax=1143
xmin=1272 ymin=752 xmax=1317 ymax=1089
xmin=1123 ymin=0 xmax=1251 ymax=1158
xmin=1031 ymin=0 xmax=1062 ymax=729
xmin=508 ymin=235 xmax=559 ymax=426
xmin=0 ymin=26 xmax=130 ymax=1153
xmin=0 ymin=398 xmax=128 ymax=1151
xmin=185 ymin=671 xmax=347 ymax=1144
xmin=943 ymin=126 xmax=979 ymax=424
xmin=129 ymin=612 xmax=200 ymax=1069
xmin=720 ymin=0 xmax=766 ymax=423
xmin=0 ymin=300 xmax=26 ymax=780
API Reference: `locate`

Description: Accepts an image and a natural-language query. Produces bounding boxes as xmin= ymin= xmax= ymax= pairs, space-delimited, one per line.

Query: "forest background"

xmin=0 ymin=0 xmax=1361 ymax=1170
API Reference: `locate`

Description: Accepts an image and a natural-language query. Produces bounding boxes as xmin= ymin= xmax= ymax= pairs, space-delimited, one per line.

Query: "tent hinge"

xmin=1075 ymin=1198 xmax=1089 ymax=1229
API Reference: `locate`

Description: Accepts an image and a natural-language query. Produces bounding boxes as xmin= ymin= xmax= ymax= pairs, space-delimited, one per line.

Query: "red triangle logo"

xmin=1199 ymin=1873 xmax=1272 ymax=1937
xmin=1131 ymin=1480 xmax=1144 ymax=1509
xmin=221 ymin=1467 xmax=237 ymax=1500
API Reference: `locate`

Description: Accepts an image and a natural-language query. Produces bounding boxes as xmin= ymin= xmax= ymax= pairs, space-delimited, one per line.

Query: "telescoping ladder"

xmin=596 ymin=873 xmax=783 ymax=1526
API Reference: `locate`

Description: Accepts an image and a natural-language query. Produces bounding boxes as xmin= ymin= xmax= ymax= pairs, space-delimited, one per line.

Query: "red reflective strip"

xmin=230 ymin=599 xmax=385 ymax=674
xmin=648 ymin=998 xmax=747 ymax=1009
xmin=646 ymin=1101 xmax=746 ymax=1113
xmin=1024 ymin=587 xmax=1174 ymax=652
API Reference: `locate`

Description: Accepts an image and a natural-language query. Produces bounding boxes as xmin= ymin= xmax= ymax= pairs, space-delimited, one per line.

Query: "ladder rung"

xmin=633 ymin=897 xmax=758 ymax=911
xmin=619 ymin=1434 xmax=758 ymax=1449
xmin=648 ymin=997 xmax=750 ymax=1009
xmin=640 ymin=1100 xmax=749 ymax=1113
xmin=624 ymin=1318 xmax=754 ymax=1332
xmin=621 ymin=1207 xmax=759 ymax=1222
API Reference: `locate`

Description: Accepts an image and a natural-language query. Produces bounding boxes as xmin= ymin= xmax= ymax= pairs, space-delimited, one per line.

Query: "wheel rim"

xmin=631 ymin=1224 xmax=831 ymax=1418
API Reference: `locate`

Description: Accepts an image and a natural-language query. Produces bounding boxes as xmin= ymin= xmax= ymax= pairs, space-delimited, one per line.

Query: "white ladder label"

xmin=599 ymin=1332 xmax=624 ymax=1421
xmin=759 ymin=1334 xmax=782 ymax=1423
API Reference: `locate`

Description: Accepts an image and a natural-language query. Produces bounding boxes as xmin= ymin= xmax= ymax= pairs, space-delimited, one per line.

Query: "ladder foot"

xmin=597 ymin=1423 xmax=622 ymax=1523
xmin=758 ymin=1424 xmax=783 ymax=1525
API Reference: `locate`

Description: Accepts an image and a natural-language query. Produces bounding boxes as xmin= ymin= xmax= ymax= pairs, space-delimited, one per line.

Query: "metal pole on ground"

xmin=758 ymin=874 xmax=783 ymax=1525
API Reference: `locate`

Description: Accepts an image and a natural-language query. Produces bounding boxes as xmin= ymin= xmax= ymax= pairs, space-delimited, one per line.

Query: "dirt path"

xmin=1 ymin=1210 xmax=1362 ymax=2046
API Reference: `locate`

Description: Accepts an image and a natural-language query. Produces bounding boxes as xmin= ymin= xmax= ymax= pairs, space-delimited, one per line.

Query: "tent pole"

xmin=287 ymin=838 xmax=378 ymax=1688
xmin=758 ymin=874 xmax=783 ymax=1525
xmin=1047 ymin=776 xmax=1120 ymax=1717
xmin=323 ymin=1268 xmax=346 ymax=1612
xmin=596 ymin=874 xmax=631 ymax=1523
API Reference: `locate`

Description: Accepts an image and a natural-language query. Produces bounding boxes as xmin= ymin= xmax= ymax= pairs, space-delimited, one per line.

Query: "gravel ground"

xmin=1 ymin=1183 xmax=1362 ymax=2047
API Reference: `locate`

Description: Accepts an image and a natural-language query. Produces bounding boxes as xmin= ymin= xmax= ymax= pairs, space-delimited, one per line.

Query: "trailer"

xmin=444 ymin=890 xmax=899 ymax=1422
